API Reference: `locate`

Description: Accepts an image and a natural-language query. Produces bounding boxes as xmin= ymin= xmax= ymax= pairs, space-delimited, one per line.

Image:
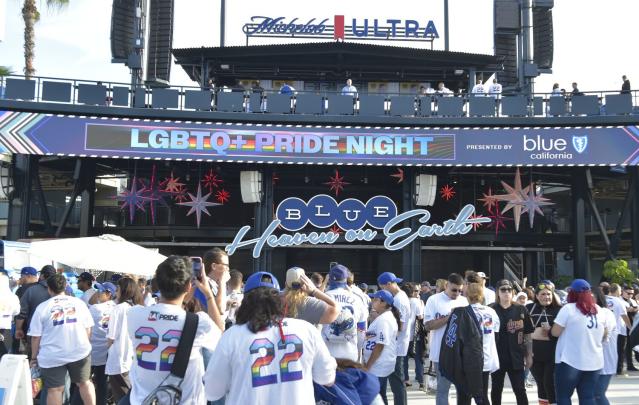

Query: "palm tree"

xmin=22 ymin=0 xmax=69 ymax=78
xmin=0 ymin=66 xmax=13 ymax=76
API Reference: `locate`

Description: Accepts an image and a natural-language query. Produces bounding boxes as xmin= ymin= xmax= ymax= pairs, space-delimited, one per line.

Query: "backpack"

xmin=141 ymin=312 xmax=199 ymax=405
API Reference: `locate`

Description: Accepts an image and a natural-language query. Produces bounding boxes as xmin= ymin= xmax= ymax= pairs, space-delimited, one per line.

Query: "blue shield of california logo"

xmin=572 ymin=136 xmax=588 ymax=154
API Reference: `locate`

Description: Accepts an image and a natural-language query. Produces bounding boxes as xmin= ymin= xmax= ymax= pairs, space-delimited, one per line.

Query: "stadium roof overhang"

xmin=172 ymin=41 xmax=503 ymax=85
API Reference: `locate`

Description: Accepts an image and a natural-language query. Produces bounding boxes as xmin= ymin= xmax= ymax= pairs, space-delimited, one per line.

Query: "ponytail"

xmin=390 ymin=305 xmax=402 ymax=331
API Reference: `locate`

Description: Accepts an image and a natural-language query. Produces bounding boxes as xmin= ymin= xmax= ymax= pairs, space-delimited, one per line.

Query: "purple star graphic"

xmin=520 ymin=186 xmax=555 ymax=228
xmin=177 ymin=184 xmax=220 ymax=228
xmin=139 ymin=165 xmax=171 ymax=224
xmin=116 ymin=176 xmax=153 ymax=223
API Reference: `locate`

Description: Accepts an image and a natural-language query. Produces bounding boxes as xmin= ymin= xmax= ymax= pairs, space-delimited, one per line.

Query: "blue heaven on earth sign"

xmin=225 ymin=195 xmax=491 ymax=258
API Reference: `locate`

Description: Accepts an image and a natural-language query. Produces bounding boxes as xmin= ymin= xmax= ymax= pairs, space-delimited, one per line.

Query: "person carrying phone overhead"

xmin=282 ymin=266 xmax=339 ymax=326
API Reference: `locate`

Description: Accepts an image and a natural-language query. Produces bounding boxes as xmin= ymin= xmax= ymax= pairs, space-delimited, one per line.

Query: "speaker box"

xmin=415 ymin=174 xmax=437 ymax=206
xmin=240 ymin=171 xmax=262 ymax=203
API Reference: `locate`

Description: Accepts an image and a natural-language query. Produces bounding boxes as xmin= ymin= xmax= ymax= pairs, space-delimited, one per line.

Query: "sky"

xmin=0 ymin=0 xmax=638 ymax=92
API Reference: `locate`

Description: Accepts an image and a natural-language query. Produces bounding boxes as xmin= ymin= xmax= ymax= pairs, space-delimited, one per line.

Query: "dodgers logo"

xmin=572 ymin=136 xmax=588 ymax=154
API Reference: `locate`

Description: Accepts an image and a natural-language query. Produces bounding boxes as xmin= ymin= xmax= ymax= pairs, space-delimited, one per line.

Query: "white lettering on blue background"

xmin=225 ymin=196 xmax=490 ymax=258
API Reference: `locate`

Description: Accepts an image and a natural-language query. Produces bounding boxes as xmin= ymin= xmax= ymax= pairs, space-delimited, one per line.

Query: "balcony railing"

xmin=1 ymin=74 xmax=638 ymax=119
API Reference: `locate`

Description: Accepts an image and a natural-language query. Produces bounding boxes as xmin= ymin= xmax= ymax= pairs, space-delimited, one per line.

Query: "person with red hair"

xmin=551 ymin=279 xmax=610 ymax=405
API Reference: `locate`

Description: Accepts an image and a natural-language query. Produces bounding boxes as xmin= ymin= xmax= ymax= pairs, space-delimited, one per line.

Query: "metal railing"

xmin=1 ymin=74 xmax=638 ymax=118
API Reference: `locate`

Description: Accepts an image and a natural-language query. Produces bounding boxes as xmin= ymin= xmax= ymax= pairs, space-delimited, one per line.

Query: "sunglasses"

xmin=499 ymin=287 xmax=513 ymax=292
xmin=538 ymin=283 xmax=554 ymax=291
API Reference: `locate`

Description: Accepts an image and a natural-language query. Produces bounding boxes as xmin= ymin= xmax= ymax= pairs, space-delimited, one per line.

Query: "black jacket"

xmin=439 ymin=306 xmax=484 ymax=398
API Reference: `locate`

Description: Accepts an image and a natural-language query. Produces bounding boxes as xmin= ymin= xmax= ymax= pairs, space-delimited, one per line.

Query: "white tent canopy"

xmin=28 ymin=234 xmax=166 ymax=277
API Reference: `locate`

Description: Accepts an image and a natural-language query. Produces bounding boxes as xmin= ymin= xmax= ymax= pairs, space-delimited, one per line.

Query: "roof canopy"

xmin=172 ymin=41 xmax=502 ymax=85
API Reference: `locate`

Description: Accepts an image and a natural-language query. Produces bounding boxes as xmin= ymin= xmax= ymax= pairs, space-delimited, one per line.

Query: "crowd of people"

xmin=1 ymin=254 xmax=638 ymax=405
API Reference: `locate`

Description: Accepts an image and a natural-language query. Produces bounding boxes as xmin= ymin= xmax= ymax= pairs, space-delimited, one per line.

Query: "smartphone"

xmin=191 ymin=257 xmax=203 ymax=280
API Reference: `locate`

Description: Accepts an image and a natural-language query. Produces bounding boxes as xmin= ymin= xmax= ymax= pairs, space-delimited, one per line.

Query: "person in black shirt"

xmin=622 ymin=285 xmax=639 ymax=371
xmin=490 ymin=280 xmax=534 ymax=405
xmin=622 ymin=75 xmax=631 ymax=94
xmin=526 ymin=280 xmax=562 ymax=405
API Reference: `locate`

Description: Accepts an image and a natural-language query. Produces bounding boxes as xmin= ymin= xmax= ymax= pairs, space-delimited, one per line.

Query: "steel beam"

xmin=571 ymin=167 xmax=588 ymax=279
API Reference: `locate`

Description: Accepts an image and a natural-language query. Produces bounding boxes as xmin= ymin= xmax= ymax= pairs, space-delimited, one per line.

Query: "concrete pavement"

xmin=392 ymin=370 xmax=639 ymax=404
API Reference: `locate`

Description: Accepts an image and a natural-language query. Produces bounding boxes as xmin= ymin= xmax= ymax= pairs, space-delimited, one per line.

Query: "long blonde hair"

xmin=283 ymin=288 xmax=308 ymax=318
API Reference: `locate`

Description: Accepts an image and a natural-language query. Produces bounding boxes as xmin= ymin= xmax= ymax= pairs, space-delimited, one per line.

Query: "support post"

xmin=444 ymin=0 xmax=450 ymax=51
xmin=220 ymin=0 xmax=226 ymax=47
xmin=56 ymin=159 xmax=83 ymax=238
xmin=631 ymin=167 xmax=639 ymax=258
xmin=611 ymin=172 xmax=635 ymax=256
xmin=253 ymin=168 xmax=273 ymax=273
xmin=571 ymin=168 xmax=588 ymax=280
xmin=79 ymin=160 xmax=96 ymax=237
xmin=7 ymin=154 xmax=35 ymax=240
xmin=402 ymin=168 xmax=422 ymax=282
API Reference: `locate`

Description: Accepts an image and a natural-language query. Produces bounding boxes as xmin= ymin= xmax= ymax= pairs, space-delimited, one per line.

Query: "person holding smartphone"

xmin=526 ymin=281 xmax=562 ymax=405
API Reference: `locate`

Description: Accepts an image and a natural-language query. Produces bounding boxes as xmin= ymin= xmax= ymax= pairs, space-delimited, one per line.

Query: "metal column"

xmin=631 ymin=167 xmax=639 ymax=258
xmin=571 ymin=168 xmax=588 ymax=280
xmin=253 ymin=168 xmax=273 ymax=273
xmin=79 ymin=160 xmax=96 ymax=237
xmin=402 ymin=168 xmax=422 ymax=282
xmin=7 ymin=154 xmax=35 ymax=240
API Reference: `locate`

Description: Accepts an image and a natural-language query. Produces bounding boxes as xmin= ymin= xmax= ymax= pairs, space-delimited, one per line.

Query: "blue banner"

xmin=1 ymin=110 xmax=639 ymax=165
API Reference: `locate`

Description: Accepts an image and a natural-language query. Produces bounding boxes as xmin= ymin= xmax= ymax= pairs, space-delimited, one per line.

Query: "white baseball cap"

xmin=286 ymin=267 xmax=305 ymax=288
xmin=476 ymin=271 xmax=488 ymax=279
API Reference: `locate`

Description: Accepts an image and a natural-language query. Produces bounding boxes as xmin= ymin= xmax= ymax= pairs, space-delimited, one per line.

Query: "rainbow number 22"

xmin=250 ymin=334 xmax=304 ymax=387
xmin=134 ymin=327 xmax=181 ymax=371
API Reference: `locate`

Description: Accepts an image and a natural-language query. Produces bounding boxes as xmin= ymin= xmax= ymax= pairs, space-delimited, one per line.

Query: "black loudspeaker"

xmin=494 ymin=0 xmax=520 ymax=33
xmin=533 ymin=8 xmax=554 ymax=70
xmin=146 ymin=0 xmax=175 ymax=87
xmin=110 ymin=0 xmax=137 ymax=63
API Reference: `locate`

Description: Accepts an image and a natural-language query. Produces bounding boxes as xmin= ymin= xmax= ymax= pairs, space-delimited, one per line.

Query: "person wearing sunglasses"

xmin=526 ymin=280 xmax=562 ymax=405
xmin=423 ymin=273 xmax=468 ymax=405
xmin=489 ymin=279 xmax=534 ymax=405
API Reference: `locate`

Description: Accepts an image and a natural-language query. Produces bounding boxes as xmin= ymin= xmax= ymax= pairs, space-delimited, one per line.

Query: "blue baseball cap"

xmin=377 ymin=272 xmax=403 ymax=286
xmin=372 ymin=290 xmax=394 ymax=306
xmin=358 ymin=282 xmax=369 ymax=291
xmin=95 ymin=282 xmax=117 ymax=296
xmin=21 ymin=266 xmax=38 ymax=276
xmin=570 ymin=279 xmax=591 ymax=293
xmin=329 ymin=264 xmax=349 ymax=283
xmin=244 ymin=272 xmax=281 ymax=293
xmin=110 ymin=274 xmax=123 ymax=283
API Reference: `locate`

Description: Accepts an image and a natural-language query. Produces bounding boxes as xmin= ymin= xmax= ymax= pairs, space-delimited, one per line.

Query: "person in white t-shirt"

xmin=471 ymin=80 xmax=485 ymax=96
xmin=341 ymin=78 xmax=358 ymax=97
xmin=28 ymin=273 xmax=96 ymax=405
xmin=423 ymin=273 xmax=468 ymax=405
xmin=552 ymin=279 xmax=609 ymax=405
xmin=322 ymin=264 xmax=367 ymax=362
xmin=464 ymin=283 xmax=500 ymax=405
xmin=604 ymin=283 xmax=631 ymax=375
xmin=0 ymin=271 xmax=20 ymax=359
xmin=86 ymin=282 xmax=117 ymax=405
xmin=477 ymin=272 xmax=495 ymax=305
xmin=488 ymin=79 xmax=502 ymax=99
xmin=125 ymin=256 xmax=222 ymax=405
xmin=204 ymin=271 xmax=336 ymax=405
xmin=363 ymin=290 xmax=400 ymax=404
xmin=225 ymin=269 xmax=244 ymax=327
xmin=377 ymin=271 xmax=409 ymax=405
xmin=106 ymin=277 xmax=144 ymax=403
xmin=593 ymin=286 xmax=618 ymax=405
